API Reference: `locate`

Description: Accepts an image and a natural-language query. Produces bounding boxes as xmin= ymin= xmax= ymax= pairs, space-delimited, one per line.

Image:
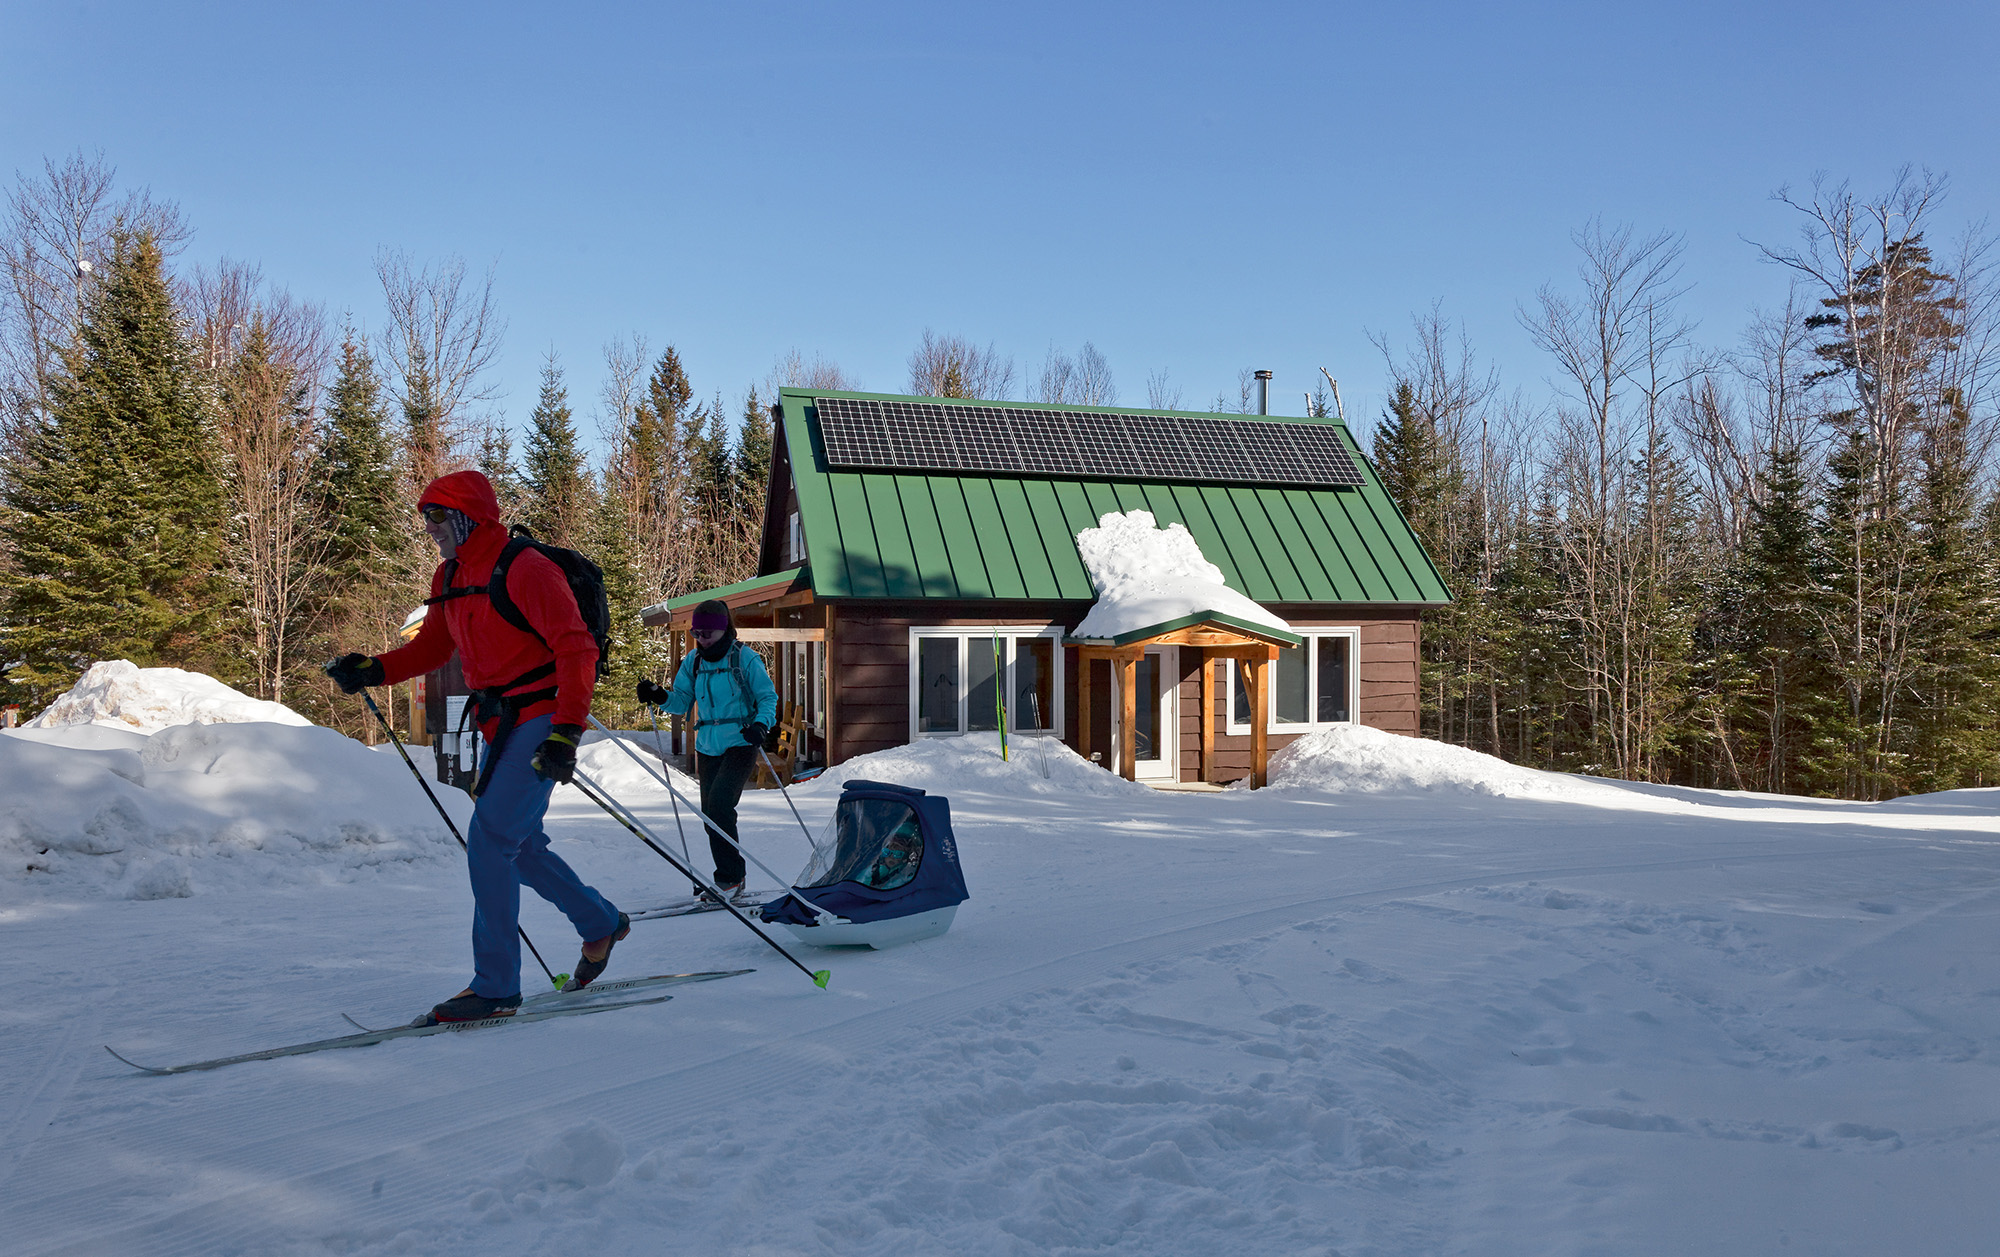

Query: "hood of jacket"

xmin=417 ymin=469 xmax=503 ymax=529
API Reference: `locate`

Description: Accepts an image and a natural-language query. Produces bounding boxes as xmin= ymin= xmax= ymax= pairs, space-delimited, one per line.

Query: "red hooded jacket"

xmin=376 ymin=470 xmax=598 ymax=736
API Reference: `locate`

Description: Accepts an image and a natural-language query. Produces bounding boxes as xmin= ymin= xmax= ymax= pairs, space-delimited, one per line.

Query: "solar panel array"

xmin=812 ymin=397 xmax=1367 ymax=488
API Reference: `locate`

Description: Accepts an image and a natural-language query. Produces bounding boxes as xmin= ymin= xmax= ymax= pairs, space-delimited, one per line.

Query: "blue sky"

xmin=3 ymin=1 xmax=1994 ymax=449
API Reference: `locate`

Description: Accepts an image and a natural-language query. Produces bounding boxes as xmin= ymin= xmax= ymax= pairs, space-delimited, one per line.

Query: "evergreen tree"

xmin=734 ymin=385 xmax=773 ymax=516
xmin=319 ymin=335 xmax=398 ymax=588
xmin=1902 ymin=392 xmax=1999 ymax=789
xmin=521 ymin=355 xmax=594 ymax=548
xmin=586 ymin=465 xmax=655 ymax=728
xmin=476 ymin=421 xmax=523 ymax=521
xmin=1732 ymin=442 xmax=1824 ymax=793
xmin=0 ymin=231 xmax=227 ymax=708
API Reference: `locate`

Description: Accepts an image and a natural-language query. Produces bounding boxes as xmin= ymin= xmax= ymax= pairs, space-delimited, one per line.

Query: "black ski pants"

xmin=696 ymin=743 xmax=755 ymax=886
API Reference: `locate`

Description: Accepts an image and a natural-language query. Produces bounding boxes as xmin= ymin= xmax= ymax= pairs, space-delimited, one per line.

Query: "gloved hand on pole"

xmin=325 ymin=653 xmax=384 ymax=694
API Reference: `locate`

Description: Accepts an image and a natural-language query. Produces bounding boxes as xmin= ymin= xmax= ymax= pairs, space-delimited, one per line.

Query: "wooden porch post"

xmin=1247 ymin=648 xmax=1269 ymax=789
xmin=1119 ymin=652 xmax=1138 ymax=782
xmin=823 ymin=606 xmax=839 ymax=767
xmin=1192 ymin=656 xmax=1208 ymax=784
xmin=1077 ymin=652 xmax=1093 ymax=767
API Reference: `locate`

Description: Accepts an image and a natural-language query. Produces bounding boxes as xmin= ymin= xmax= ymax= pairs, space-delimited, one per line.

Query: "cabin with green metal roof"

xmin=645 ymin=388 xmax=1449 ymax=787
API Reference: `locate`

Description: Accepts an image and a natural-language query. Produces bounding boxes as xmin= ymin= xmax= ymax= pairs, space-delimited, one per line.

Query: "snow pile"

xmin=571 ymin=731 xmax=699 ymax=799
xmin=804 ymin=730 xmax=1152 ymax=800
xmin=26 ymin=659 xmax=311 ymax=732
xmin=1072 ymin=510 xmax=1290 ymax=640
xmin=1 ymin=720 xmax=470 ymax=899
xmin=1267 ymin=722 xmax=1633 ymax=802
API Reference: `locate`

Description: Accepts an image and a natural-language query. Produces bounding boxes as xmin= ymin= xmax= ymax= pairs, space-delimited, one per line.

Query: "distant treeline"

xmin=1371 ymin=171 xmax=1998 ymax=800
xmin=4 ymin=155 xmax=1993 ymax=799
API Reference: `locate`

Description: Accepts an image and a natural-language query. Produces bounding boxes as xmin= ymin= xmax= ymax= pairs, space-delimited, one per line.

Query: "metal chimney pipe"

xmin=1254 ymin=369 xmax=1272 ymax=415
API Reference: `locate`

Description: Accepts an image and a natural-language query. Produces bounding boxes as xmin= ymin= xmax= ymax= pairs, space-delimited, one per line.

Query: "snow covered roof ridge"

xmin=1070 ymin=510 xmax=1294 ymax=643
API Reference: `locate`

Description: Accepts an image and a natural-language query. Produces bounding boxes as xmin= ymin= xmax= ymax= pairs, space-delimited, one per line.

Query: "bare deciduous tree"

xmin=1035 ymin=342 xmax=1117 ymax=406
xmin=374 ymin=250 xmax=503 ymax=487
xmin=767 ymin=348 xmax=859 ymax=394
xmin=906 ymin=329 xmax=1014 ymax=400
xmin=1144 ymin=367 xmax=1184 ymax=411
xmin=0 ymin=151 xmax=186 ymax=445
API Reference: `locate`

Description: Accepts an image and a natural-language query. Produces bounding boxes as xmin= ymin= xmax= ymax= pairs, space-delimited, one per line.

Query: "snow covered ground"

xmin=2 ymin=700 xmax=1997 ymax=1254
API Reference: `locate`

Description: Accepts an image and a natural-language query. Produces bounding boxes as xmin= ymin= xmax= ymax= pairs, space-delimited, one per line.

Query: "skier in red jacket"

xmin=327 ymin=470 xmax=627 ymax=1025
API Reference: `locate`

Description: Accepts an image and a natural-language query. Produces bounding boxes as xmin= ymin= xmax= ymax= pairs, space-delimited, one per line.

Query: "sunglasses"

xmin=692 ymin=628 xmax=725 ymax=640
xmin=420 ymin=505 xmax=454 ymax=526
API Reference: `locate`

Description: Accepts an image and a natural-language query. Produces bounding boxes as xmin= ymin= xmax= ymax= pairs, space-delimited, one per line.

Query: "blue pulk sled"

xmin=759 ymin=779 xmax=969 ymax=948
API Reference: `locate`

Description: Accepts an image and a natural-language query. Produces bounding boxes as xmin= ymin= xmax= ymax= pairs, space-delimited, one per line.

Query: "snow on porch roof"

xmin=1062 ymin=510 xmax=1303 ymax=648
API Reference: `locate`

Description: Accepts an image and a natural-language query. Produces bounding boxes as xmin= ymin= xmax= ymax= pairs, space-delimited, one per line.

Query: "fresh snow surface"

xmin=2 ymin=697 xmax=1996 ymax=1255
xmin=1071 ymin=509 xmax=1291 ymax=640
xmin=24 ymin=659 xmax=311 ymax=732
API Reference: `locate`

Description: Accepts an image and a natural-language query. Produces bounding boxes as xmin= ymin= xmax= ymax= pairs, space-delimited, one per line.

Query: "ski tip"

xmin=812 ymin=970 xmax=832 ymax=989
xmin=104 ymin=1044 xmax=166 ymax=1074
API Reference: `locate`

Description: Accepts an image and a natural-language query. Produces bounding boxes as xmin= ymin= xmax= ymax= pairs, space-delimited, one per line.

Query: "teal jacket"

xmin=659 ymin=639 xmax=779 ymax=757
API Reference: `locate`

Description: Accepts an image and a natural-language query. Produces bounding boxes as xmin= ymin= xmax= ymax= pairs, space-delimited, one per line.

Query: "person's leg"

xmin=468 ymin=716 xmax=622 ymax=995
xmin=697 ymin=743 xmax=754 ymax=885
xmin=497 ymin=715 xmax=621 ymax=944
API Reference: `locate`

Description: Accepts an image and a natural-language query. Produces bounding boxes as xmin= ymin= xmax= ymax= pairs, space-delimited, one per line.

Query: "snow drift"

xmin=25 ymin=659 xmax=311 ymax=732
xmin=1 ymin=720 xmax=470 ymax=900
xmin=1267 ymin=722 xmax=1634 ymax=803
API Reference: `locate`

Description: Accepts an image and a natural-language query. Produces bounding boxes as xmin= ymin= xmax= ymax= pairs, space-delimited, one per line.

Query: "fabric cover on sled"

xmin=759 ymin=779 xmax=968 ymax=925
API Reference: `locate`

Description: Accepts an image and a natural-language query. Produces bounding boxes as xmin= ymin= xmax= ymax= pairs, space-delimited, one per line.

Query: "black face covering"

xmin=697 ymin=627 xmax=736 ymax=662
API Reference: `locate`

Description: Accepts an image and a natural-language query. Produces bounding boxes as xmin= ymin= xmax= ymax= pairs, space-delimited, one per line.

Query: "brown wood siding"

xmin=824 ymin=602 xmax=1424 ymax=777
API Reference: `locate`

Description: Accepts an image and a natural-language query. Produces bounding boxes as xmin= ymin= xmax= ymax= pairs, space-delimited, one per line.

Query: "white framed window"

xmin=1225 ymin=630 xmax=1359 ymax=733
xmin=908 ymin=626 xmax=1065 ymax=740
xmin=787 ymin=511 xmax=804 ymax=565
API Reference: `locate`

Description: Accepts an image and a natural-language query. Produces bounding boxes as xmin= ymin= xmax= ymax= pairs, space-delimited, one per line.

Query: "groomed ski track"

xmin=3 ymin=779 xmax=1997 ymax=1255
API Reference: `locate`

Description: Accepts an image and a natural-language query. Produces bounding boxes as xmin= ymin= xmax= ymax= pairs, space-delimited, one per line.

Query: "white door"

xmin=1116 ymin=646 xmax=1179 ymax=779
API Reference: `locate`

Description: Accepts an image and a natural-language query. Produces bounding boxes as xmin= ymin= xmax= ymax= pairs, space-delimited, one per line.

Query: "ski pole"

xmin=584 ymin=717 xmax=836 ymax=923
xmin=647 ymin=707 xmax=698 ymax=889
xmin=355 ymin=688 xmax=559 ymax=989
xmin=757 ymin=746 xmax=822 ymax=852
xmin=570 ymin=767 xmax=831 ymax=989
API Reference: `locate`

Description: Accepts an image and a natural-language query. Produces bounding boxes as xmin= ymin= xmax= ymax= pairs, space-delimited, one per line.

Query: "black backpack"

xmin=431 ymin=524 xmax=613 ymax=678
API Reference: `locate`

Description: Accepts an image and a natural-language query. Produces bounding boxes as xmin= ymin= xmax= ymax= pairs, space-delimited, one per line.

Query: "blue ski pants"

xmin=467 ymin=714 xmax=620 ymax=998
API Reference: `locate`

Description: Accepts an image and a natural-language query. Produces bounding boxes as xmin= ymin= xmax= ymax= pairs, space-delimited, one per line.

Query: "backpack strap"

xmin=693 ymin=643 xmax=758 ymax=729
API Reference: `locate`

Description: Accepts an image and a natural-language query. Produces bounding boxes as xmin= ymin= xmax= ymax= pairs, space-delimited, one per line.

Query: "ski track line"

xmin=0 ymin=1010 xmax=92 ymax=1197
xmin=17 ymin=838 xmax=1925 ymax=1256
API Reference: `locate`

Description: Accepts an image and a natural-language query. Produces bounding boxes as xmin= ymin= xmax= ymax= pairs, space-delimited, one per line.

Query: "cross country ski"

xmin=105 ymin=970 xmax=753 ymax=1075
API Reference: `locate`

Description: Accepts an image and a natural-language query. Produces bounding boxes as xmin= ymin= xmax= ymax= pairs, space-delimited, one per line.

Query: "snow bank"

xmin=1267 ymin=723 xmax=1633 ymax=802
xmin=1072 ymin=510 xmax=1290 ymax=640
xmin=802 ymin=731 xmax=1152 ymax=800
xmin=25 ymin=659 xmax=311 ymax=732
xmin=1 ymin=720 xmax=470 ymax=900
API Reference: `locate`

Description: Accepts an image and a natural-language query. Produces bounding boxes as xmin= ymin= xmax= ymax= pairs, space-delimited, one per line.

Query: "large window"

xmin=1227 ymin=631 xmax=1357 ymax=732
xmin=909 ymin=627 xmax=1064 ymax=739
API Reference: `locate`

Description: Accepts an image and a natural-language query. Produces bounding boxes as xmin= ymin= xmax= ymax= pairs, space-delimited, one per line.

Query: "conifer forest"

xmin=2 ymin=156 xmax=1994 ymax=801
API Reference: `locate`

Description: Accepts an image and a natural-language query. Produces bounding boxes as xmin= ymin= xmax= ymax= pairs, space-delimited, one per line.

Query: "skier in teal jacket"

xmin=640 ymin=599 xmax=778 ymax=900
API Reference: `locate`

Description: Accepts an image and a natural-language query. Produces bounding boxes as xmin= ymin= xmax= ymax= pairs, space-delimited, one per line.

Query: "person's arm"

xmin=507 ymin=549 xmax=599 ymax=728
xmin=661 ymin=654 xmax=698 ymax=717
xmin=375 ymin=568 xmax=456 ymax=685
xmin=745 ymin=646 xmax=779 ymax=728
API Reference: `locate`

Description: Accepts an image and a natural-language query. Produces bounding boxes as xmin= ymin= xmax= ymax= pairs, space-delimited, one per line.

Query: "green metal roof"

xmin=646 ymin=567 xmax=808 ymax=619
xmin=776 ymin=389 xmax=1450 ymax=607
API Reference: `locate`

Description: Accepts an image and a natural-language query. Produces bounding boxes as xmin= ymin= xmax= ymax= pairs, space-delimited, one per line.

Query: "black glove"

xmin=325 ymin=653 xmax=385 ymax=694
xmin=636 ymin=679 xmax=670 ymax=707
xmin=532 ymin=724 xmax=584 ymax=784
xmin=740 ymin=721 xmax=769 ymax=748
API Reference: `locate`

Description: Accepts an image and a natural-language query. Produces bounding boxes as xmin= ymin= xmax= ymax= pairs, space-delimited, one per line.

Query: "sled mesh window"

xmin=803 ymin=798 xmax=925 ymax=891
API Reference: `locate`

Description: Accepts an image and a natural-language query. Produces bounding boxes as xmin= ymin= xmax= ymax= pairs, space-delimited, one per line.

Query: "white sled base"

xmin=777 ymin=905 xmax=957 ymax=949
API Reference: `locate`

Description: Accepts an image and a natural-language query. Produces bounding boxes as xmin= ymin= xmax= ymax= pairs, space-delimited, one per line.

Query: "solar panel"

xmin=811 ymin=397 xmax=1367 ymax=488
